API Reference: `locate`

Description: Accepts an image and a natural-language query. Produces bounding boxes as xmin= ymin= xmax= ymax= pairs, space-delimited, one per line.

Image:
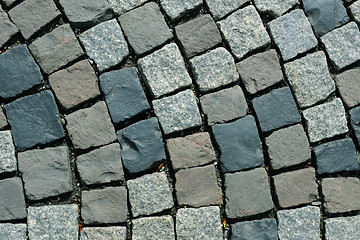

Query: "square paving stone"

xmin=350 ymin=106 xmax=360 ymax=144
xmin=79 ymin=19 xmax=129 ymax=72
xmin=49 ymin=60 xmax=101 ymax=111
xmin=350 ymin=1 xmax=360 ymax=24
xmin=302 ymin=98 xmax=348 ymax=143
xmin=1 ymin=0 xmax=20 ymax=8
xmin=18 ymin=146 xmax=73 ymax=201
xmin=176 ymin=206 xmax=223 ymax=240
xmin=0 ymin=44 xmax=42 ymax=99
xmin=224 ymin=168 xmax=274 ymax=219
xmin=76 ymin=143 xmax=124 ymax=185
xmin=81 ymin=227 xmax=127 ymax=240
xmin=138 ymin=43 xmax=192 ymax=98
xmin=335 ymin=68 xmax=360 ymax=108
xmin=321 ymin=22 xmax=360 ymax=70
xmin=66 ymin=101 xmax=117 ymax=150
xmin=27 ymin=204 xmax=78 ymax=240
xmin=100 ymin=67 xmax=150 ymax=124
xmin=231 ymin=218 xmax=278 ymax=240
xmin=268 ymin=9 xmax=317 ymax=61
xmin=200 ymin=85 xmax=248 ymax=125
xmin=119 ymin=2 xmax=172 ymax=55
xmin=0 ymin=131 xmax=17 ymax=174
xmin=81 ymin=186 xmax=128 ymax=224
xmin=127 ymin=172 xmax=174 ymax=217
xmin=190 ymin=47 xmax=239 ymax=92
xmin=325 ymin=215 xmax=360 ymax=240
xmin=0 ymin=110 xmax=7 ymax=130
xmin=252 ymin=87 xmax=301 ymax=132
xmin=0 ymin=224 xmax=26 ymax=240
xmin=205 ymin=0 xmax=249 ymax=20
xmin=236 ymin=49 xmax=284 ymax=95
xmin=175 ymin=165 xmax=221 ymax=207
xmin=175 ymin=14 xmax=222 ymax=58
xmin=153 ymin=90 xmax=202 ymax=135
xmin=160 ymin=0 xmax=202 ymax=20
xmin=166 ymin=132 xmax=217 ymax=171
xmin=28 ymin=24 xmax=83 ymax=74
xmin=212 ymin=115 xmax=264 ymax=173
xmin=0 ymin=5 xmax=18 ymax=48
xmin=218 ymin=5 xmax=270 ymax=60
xmin=132 ymin=216 xmax=175 ymax=240
xmin=284 ymin=51 xmax=336 ymax=108
xmin=5 ymin=90 xmax=64 ymax=151
xmin=107 ymin=0 xmax=147 ymax=15
xmin=117 ymin=117 xmax=165 ymax=174
xmin=0 ymin=177 xmax=26 ymax=221
xmin=254 ymin=0 xmax=298 ymax=17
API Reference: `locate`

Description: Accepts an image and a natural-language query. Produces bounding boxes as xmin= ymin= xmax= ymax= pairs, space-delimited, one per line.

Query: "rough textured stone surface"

xmin=350 ymin=1 xmax=360 ymax=23
xmin=18 ymin=146 xmax=72 ymax=201
xmin=176 ymin=206 xmax=222 ymax=240
xmin=167 ymin=132 xmax=216 ymax=171
xmin=153 ymin=90 xmax=202 ymax=134
xmin=277 ymin=206 xmax=320 ymax=240
xmin=212 ymin=115 xmax=263 ymax=173
xmin=28 ymin=205 xmax=78 ymax=240
xmin=175 ymin=14 xmax=222 ymax=58
xmin=100 ymin=67 xmax=149 ymax=124
xmin=219 ymin=6 xmax=270 ymax=60
xmin=0 ymin=6 xmax=18 ymax=48
xmin=138 ymin=43 xmax=192 ymax=98
xmin=5 ymin=90 xmax=64 ymax=151
xmin=206 ymin=0 xmax=249 ymax=20
xmin=284 ymin=51 xmax=335 ymax=108
xmin=190 ymin=47 xmax=239 ymax=92
xmin=303 ymin=98 xmax=348 ymax=143
xmin=335 ymin=68 xmax=360 ymax=108
xmin=225 ymin=168 xmax=273 ymax=219
xmin=49 ymin=60 xmax=101 ymax=110
xmin=81 ymin=187 xmax=128 ymax=224
xmin=200 ymin=86 xmax=248 ymax=125
xmin=236 ymin=49 xmax=284 ymax=95
xmin=254 ymin=0 xmax=298 ymax=17
xmin=1 ymin=0 xmax=19 ymax=8
xmin=322 ymin=177 xmax=360 ymax=213
xmin=107 ymin=0 xmax=147 ymax=15
xmin=77 ymin=143 xmax=124 ymax=185
xmin=231 ymin=218 xmax=278 ymax=240
xmin=266 ymin=124 xmax=311 ymax=170
xmin=252 ymin=87 xmax=301 ymax=132
xmin=81 ymin=227 xmax=127 ymax=240
xmin=0 ymin=110 xmax=7 ymax=130
xmin=161 ymin=0 xmax=202 ymax=20
xmin=117 ymin=118 xmax=165 ymax=174
xmin=119 ymin=2 xmax=172 ymax=55
xmin=80 ymin=19 xmax=129 ymax=72
xmin=66 ymin=101 xmax=117 ymax=150
xmin=350 ymin=106 xmax=360 ymax=144
xmin=325 ymin=215 xmax=360 ymax=240
xmin=127 ymin=172 xmax=173 ymax=217
xmin=28 ymin=24 xmax=83 ymax=74
xmin=0 ymin=177 xmax=26 ymax=221
xmin=132 ymin=216 xmax=175 ymax=240
xmin=0 ymin=44 xmax=42 ymax=99
xmin=321 ymin=22 xmax=360 ymax=70
xmin=269 ymin=9 xmax=317 ymax=61
xmin=0 ymin=224 xmax=26 ymax=240
xmin=0 ymin=131 xmax=17 ymax=174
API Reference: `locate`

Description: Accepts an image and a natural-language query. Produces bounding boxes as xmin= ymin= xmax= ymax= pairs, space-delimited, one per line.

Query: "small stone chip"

xmin=325 ymin=215 xmax=360 ymax=240
xmin=231 ymin=218 xmax=278 ymax=240
xmin=0 ymin=224 xmax=26 ymax=240
xmin=254 ymin=0 xmax=298 ymax=17
xmin=160 ymin=0 xmax=202 ymax=20
xmin=0 ymin=131 xmax=17 ymax=174
xmin=132 ymin=216 xmax=175 ymax=240
xmin=0 ymin=6 xmax=18 ymax=48
xmin=81 ymin=227 xmax=127 ymax=240
xmin=0 ymin=110 xmax=7 ymax=130
xmin=0 ymin=177 xmax=26 ymax=221
xmin=335 ymin=68 xmax=360 ymax=108
xmin=350 ymin=106 xmax=360 ymax=144
xmin=205 ymin=0 xmax=250 ymax=20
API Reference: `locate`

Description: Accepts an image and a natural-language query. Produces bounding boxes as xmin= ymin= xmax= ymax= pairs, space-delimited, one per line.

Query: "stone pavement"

xmin=0 ymin=0 xmax=360 ymax=239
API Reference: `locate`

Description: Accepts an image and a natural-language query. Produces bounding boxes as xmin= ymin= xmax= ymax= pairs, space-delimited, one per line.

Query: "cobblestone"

xmin=350 ymin=106 xmax=360 ymax=144
xmin=0 ymin=177 xmax=26 ymax=221
xmin=231 ymin=218 xmax=278 ymax=240
xmin=0 ymin=131 xmax=17 ymax=174
xmin=81 ymin=227 xmax=127 ymax=240
xmin=205 ymin=0 xmax=249 ymax=20
xmin=0 ymin=110 xmax=7 ymax=130
xmin=325 ymin=215 xmax=360 ymax=240
xmin=0 ymin=224 xmax=26 ymax=240
xmin=0 ymin=5 xmax=18 ymax=48
xmin=160 ymin=0 xmax=202 ymax=21
xmin=107 ymin=0 xmax=146 ymax=16
xmin=350 ymin=1 xmax=360 ymax=23
xmin=132 ymin=216 xmax=175 ymax=240
xmin=254 ymin=0 xmax=298 ymax=17
xmin=335 ymin=68 xmax=360 ymax=108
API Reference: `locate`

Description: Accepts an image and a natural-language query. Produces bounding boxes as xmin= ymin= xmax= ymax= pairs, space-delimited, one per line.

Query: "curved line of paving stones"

xmin=1 ymin=0 xmax=360 ymax=239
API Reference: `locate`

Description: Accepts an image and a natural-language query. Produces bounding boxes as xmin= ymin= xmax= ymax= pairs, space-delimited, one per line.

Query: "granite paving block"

xmin=138 ymin=43 xmax=192 ymax=98
xmin=166 ymin=132 xmax=216 ymax=171
xmin=5 ymin=90 xmax=64 ymax=151
xmin=254 ymin=0 xmax=298 ymax=17
xmin=0 ymin=5 xmax=18 ymax=48
xmin=302 ymin=98 xmax=348 ymax=143
xmin=321 ymin=22 xmax=360 ymax=70
xmin=350 ymin=106 xmax=360 ymax=144
xmin=268 ymin=9 xmax=317 ymax=61
xmin=0 ymin=224 xmax=26 ymax=240
xmin=325 ymin=215 xmax=360 ymax=240
xmin=284 ymin=51 xmax=335 ymax=108
xmin=81 ymin=227 xmax=127 ymax=240
xmin=127 ymin=172 xmax=174 ymax=217
xmin=350 ymin=1 xmax=360 ymax=23
xmin=277 ymin=206 xmax=320 ymax=240
xmin=224 ymin=168 xmax=274 ymax=219
xmin=175 ymin=14 xmax=222 ymax=58
xmin=231 ymin=218 xmax=278 ymax=240
xmin=117 ymin=118 xmax=165 ymax=174
xmin=200 ymin=86 xmax=248 ymax=125
xmin=0 ymin=177 xmax=26 ymax=221
xmin=0 ymin=110 xmax=7 ymax=129
xmin=66 ymin=101 xmax=117 ymax=150
xmin=335 ymin=68 xmax=360 ymax=108
xmin=219 ymin=5 xmax=270 ymax=60
xmin=236 ymin=49 xmax=284 ymax=95
xmin=107 ymin=0 xmax=147 ymax=15
xmin=153 ymin=90 xmax=202 ymax=134
xmin=76 ymin=143 xmax=124 ymax=185
xmin=119 ymin=2 xmax=172 ymax=55
xmin=132 ymin=216 xmax=175 ymax=240
xmin=28 ymin=204 xmax=78 ymax=240
xmin=18 ymin=146 xmax=73 ymax=201
xmin=212 ymin=115 xmax=264 ymax=173
xmin=205 ymin=0 xmax=250 ymax=20
xmin=176 ymin=206 xmax=222 ymax=240
xmin=28 ymin=24 xmax=83 ymax=74
xmin=100 ymin=67 xmax=150 ymax=124
xmin=161 ymin=0 xmax=202 ymax=20
xmin=322 ymin=177 xmax=360 ymax=213
xmin=49 ymin=60 xmax=101 ymax=110
xmin=1 ymin=0 xmax=19 ymax=8
xmin=252 ymin=87 xmax=301 ymax=132
xmin=190 ymin=47 xmax=239 ymax=92
xmin=0 ymin=44 xmax=42 ymax=99
xmin=0 ymin=131 xmax=17 ymax=174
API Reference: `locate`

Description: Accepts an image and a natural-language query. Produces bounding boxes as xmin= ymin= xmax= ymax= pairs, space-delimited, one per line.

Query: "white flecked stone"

xmin=254 ymin=0 xmax=298 ymax=17
xmin=350 ymin=1 xmax=360 ymax=24
xmin=160 ymin=0 xmax=202 ymax=20
xmin=205 ymin=0 xmax=250 ymax=20
xmin=132 ymin=216 xmax=175 ymax=240
xmin=0 ymin=131 xmax=17 ymax=174
xmin=325 ymin=215 xmax=360 ymax=240
xmin=107 ymin=0 xmax=147 ymax=15
xmin=81 ymin=227 xmax=127 ymax=240
xmin=0 ymin=224 xmax=26 ymax=240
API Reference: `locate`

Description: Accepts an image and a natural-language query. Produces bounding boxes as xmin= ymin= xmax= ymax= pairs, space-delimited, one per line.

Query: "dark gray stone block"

xmin=0 ymin=177 xmax=26 ymax=221
xmin=0 ymin=6 xmax=18 ymax=48
xmin=231 ymin=218 xmax=278 ymax=240
xmin=350 ymin=106 xmax=360 ymax=145
xmin=335 ymin=68 xmax=360 ymax=108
